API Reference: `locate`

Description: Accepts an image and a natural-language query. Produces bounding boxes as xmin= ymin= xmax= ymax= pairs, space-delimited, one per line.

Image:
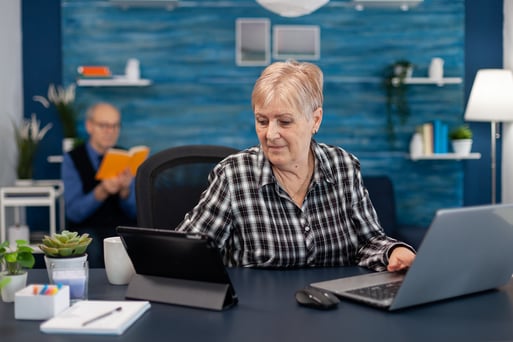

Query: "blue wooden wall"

xmin=60 ymin=0 xmax=465 ymax=228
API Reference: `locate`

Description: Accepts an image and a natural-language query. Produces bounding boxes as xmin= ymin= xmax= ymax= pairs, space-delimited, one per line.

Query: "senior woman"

xmin=177 ymin=60 xmax=415 ymax=272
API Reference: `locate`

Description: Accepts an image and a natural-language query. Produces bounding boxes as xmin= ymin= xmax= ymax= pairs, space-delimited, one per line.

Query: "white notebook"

xmin=40 ymin=300 xmax=151 ymax=335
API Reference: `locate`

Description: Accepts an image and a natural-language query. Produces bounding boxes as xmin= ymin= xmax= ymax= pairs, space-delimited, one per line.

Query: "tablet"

xmin=116 ymin=226 xmax=238 ymax=310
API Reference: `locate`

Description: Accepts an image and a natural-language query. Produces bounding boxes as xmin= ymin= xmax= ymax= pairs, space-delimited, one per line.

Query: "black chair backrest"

xmin=135 ymin=145 xmax=239 ymax=229
xmin=362 ymin=175 xmax=398 ymax=237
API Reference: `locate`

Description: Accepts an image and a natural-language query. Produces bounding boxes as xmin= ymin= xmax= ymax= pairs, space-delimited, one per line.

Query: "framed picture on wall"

xmin=273 ymin=25 xmax=320 ymax=60
xmin=236 ymin=18 xmax=270 ymax=66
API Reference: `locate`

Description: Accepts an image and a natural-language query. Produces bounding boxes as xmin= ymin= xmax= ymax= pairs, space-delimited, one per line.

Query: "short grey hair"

xmin=251 ymin=60 xmax=323 ymax=120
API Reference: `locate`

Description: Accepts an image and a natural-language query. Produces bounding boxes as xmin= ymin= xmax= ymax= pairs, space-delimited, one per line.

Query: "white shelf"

xmin=409 ymin=152 xmax=481 ymax=161
xmin=392 ymin=77 xmax=462 ymax=86
xmin=76 ymin=77 xmax=152 ymax=87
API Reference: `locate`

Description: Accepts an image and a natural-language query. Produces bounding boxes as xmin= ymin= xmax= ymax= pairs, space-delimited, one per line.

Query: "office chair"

xmin=135 ymin=144 xmax=239 ymax=230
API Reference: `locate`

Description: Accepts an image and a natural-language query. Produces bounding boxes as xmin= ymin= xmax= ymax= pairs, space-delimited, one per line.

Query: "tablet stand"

xmin=125 ymin=274 xmax=237 ymax=311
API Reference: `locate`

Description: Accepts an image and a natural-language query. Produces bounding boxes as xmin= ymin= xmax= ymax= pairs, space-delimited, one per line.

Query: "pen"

xmin=82 ymin=306 xmax=123 ymax=326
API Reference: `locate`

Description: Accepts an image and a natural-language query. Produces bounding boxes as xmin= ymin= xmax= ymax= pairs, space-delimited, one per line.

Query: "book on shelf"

xmin=432 ymin=119 xmax=449 ymax=154
xmin=417 ymin=120 xmax=449 ymax=156
xmin=40 ymin=300 xmax=151 ymax=335
xmin=77 ymin=66 xmax=111 ymax=78
xmin=421 ymin=122 xmax=433 ymax=155
xmin=95 ymin=145 xmax=150 ymax=180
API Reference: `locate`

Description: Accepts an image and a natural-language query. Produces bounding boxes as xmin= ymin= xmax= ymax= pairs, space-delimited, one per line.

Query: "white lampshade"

xmin=464 ymin=69 xmax=513 ymax=122
xmin=256 ymin=0 xmax=329 ymax=17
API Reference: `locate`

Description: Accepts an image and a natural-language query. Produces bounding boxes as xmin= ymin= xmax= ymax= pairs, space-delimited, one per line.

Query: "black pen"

xmin=82 ymin=306 xmax=123 ymax=326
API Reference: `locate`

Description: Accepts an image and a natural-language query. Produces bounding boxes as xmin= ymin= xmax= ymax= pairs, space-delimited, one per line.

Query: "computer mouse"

xmin=295 ymin=286 xmax=340 ymax=310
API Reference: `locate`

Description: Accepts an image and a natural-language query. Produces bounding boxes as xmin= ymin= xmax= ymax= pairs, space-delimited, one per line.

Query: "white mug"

xmin=103 ymin=236 xmax=135 ymax=285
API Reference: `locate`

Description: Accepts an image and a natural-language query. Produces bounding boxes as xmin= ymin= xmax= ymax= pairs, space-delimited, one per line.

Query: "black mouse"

xmin=295 ymin=286 xmax=340 ymax=310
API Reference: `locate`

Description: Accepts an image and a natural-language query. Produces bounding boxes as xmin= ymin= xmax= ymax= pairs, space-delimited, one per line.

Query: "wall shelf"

xmin=409 ymin=152 xmax=481 ymax=161
xmin=392 ymin=77 xmax=462 ymax=86
xmin=76 ymin=77 xmax=152 ymax=87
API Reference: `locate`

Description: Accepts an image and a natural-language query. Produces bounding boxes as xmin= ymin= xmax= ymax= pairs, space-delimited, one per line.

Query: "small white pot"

xmin=44 ymin=254 xmax=89 ymax=301
xmin=0 ymin=272 xmax=28 ymax=302
xmin=44 ymin=254 xmax=88 ymax=279
xmin=451 ymin=139 xmax=473 ymax=155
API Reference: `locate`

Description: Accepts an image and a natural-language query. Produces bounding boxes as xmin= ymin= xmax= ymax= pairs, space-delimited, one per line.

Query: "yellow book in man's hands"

xmin=95 ymin=146 xmax=150 ymax=180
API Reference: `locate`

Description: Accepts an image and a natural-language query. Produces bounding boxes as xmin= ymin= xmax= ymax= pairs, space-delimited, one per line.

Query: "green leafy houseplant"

xmin=449 ymin=125 xmax=473 ymax=140
xmin=39 ymin=230 xmax=92 ymax=258
xmin=384 ymin=60 xmax=414 ymax=141
xmin=0 ymin=240 xmax=35 ymax=275
xmin=14 ymin=114 xmax=53 ymax=179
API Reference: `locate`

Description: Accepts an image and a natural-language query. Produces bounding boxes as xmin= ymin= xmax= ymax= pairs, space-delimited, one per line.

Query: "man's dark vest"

xmin=67 ymin=144 xmax=136 ymax=229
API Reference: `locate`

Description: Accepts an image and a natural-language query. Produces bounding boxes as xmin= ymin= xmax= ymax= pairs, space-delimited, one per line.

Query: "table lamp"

xmin=464 ymin=69 xmax=513 ymax=203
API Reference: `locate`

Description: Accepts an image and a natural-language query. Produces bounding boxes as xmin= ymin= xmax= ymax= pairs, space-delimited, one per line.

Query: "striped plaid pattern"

xmin=177 ymin=141 xmax=409 ymax=271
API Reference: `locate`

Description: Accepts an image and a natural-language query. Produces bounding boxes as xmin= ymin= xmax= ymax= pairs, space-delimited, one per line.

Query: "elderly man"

xmin=61 ymin=102 xmax=137 ymax=267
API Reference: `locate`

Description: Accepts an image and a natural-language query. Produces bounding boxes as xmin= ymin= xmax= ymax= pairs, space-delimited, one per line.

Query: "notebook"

xmin=311 ymin=203 xmax=513 ymax=311
xmin=116 ymin=226 xmax=238 ymax=310
xmin=40 ymin=300 xmax=150 ymax=335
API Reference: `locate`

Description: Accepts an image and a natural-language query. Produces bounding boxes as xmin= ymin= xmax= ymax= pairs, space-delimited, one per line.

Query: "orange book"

xmin=77 ymin=66 xmax=111 ymax=77
xmin=95 ymin=146 xmax=150 ymax=180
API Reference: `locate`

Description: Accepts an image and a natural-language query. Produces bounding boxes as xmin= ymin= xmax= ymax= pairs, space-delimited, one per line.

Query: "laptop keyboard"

xmin=347 ymin=281 xmax=402 ymax=301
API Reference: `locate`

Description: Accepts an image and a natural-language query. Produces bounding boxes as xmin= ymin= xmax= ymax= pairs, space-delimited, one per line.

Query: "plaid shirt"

xmin=176 ymin=141 xmax=410 ymax=271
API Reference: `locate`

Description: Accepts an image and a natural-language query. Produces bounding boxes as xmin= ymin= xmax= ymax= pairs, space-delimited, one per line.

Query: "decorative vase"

xmin=409 ymin=133 xmax=424 ymax=157
xmin=429 ymin=57 xmax=444 ymax=80
xmin=451 ymin=139 xmax=472 ymax=155
xmin=0 ymin=272 xmax=28 ymax=302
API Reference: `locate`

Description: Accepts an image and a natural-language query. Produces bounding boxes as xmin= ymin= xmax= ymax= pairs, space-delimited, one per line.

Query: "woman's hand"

xmin=387 ymin=247 xmax=416 ymax=272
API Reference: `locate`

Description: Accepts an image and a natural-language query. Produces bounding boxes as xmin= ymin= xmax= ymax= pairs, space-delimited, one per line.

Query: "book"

xmin=40 ymin=300 xmax=151 ymax=335
xmin=77 ymin=66 xmax=111 ymax=77
xmin=432 ymin=120 xmax=449 ymax=154
xmin=421 ymin=122 xmax=433 ymax=155
xmin=95 ymin=145 xmax=150 ymax=180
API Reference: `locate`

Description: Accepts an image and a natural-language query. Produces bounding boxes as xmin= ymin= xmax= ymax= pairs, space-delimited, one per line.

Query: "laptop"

xmin=116 ymin=226 xmax=238 ymax=311
xmin=311 ymin=203 xmax=513 ymax=311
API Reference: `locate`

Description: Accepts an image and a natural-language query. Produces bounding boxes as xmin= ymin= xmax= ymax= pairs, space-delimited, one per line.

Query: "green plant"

xmin=384 ymin=60 xmax=414 ymax=141
xmin=0 ymin=240 xmax=35 ymax=275
xmin=449 ymin=125 xmax=473 ymax=140
xmin=39 ymin=230 xmax=92 ymax=258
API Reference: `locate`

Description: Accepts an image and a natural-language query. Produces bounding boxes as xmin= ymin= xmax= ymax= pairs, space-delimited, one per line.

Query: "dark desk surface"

xmin=2 ymin=267 xmax=513 ymax=341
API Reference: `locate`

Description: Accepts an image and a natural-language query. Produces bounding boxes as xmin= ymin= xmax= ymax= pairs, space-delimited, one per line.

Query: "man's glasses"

xmin=91 ymin=120 xmax=121 ymax=130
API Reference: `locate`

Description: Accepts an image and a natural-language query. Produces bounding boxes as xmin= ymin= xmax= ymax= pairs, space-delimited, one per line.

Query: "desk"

xmin=0 ymin=180 xmax=65 ymax=242
xmin=2 ymin=267 xmax=513 ymax=341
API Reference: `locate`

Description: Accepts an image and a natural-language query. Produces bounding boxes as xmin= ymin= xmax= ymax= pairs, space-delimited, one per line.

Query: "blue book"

xmin=433 ymin=120 xmax=441 ymax=153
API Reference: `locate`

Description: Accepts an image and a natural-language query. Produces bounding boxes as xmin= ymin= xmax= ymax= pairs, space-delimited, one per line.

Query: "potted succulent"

xmin=39 ymin=230 xmax=92 ymax=270
xmin=0 ymin=240 xmax=35 ymax=302
xmin=39 ymin=230 xmax=92 ymax=301
xmin=384 ymin=60 xmax=414 ymax=142
xmin=39 ymin=230 xmax=92 ymax=258
xmin=449 ymin=124 xmax=473 ymax=155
